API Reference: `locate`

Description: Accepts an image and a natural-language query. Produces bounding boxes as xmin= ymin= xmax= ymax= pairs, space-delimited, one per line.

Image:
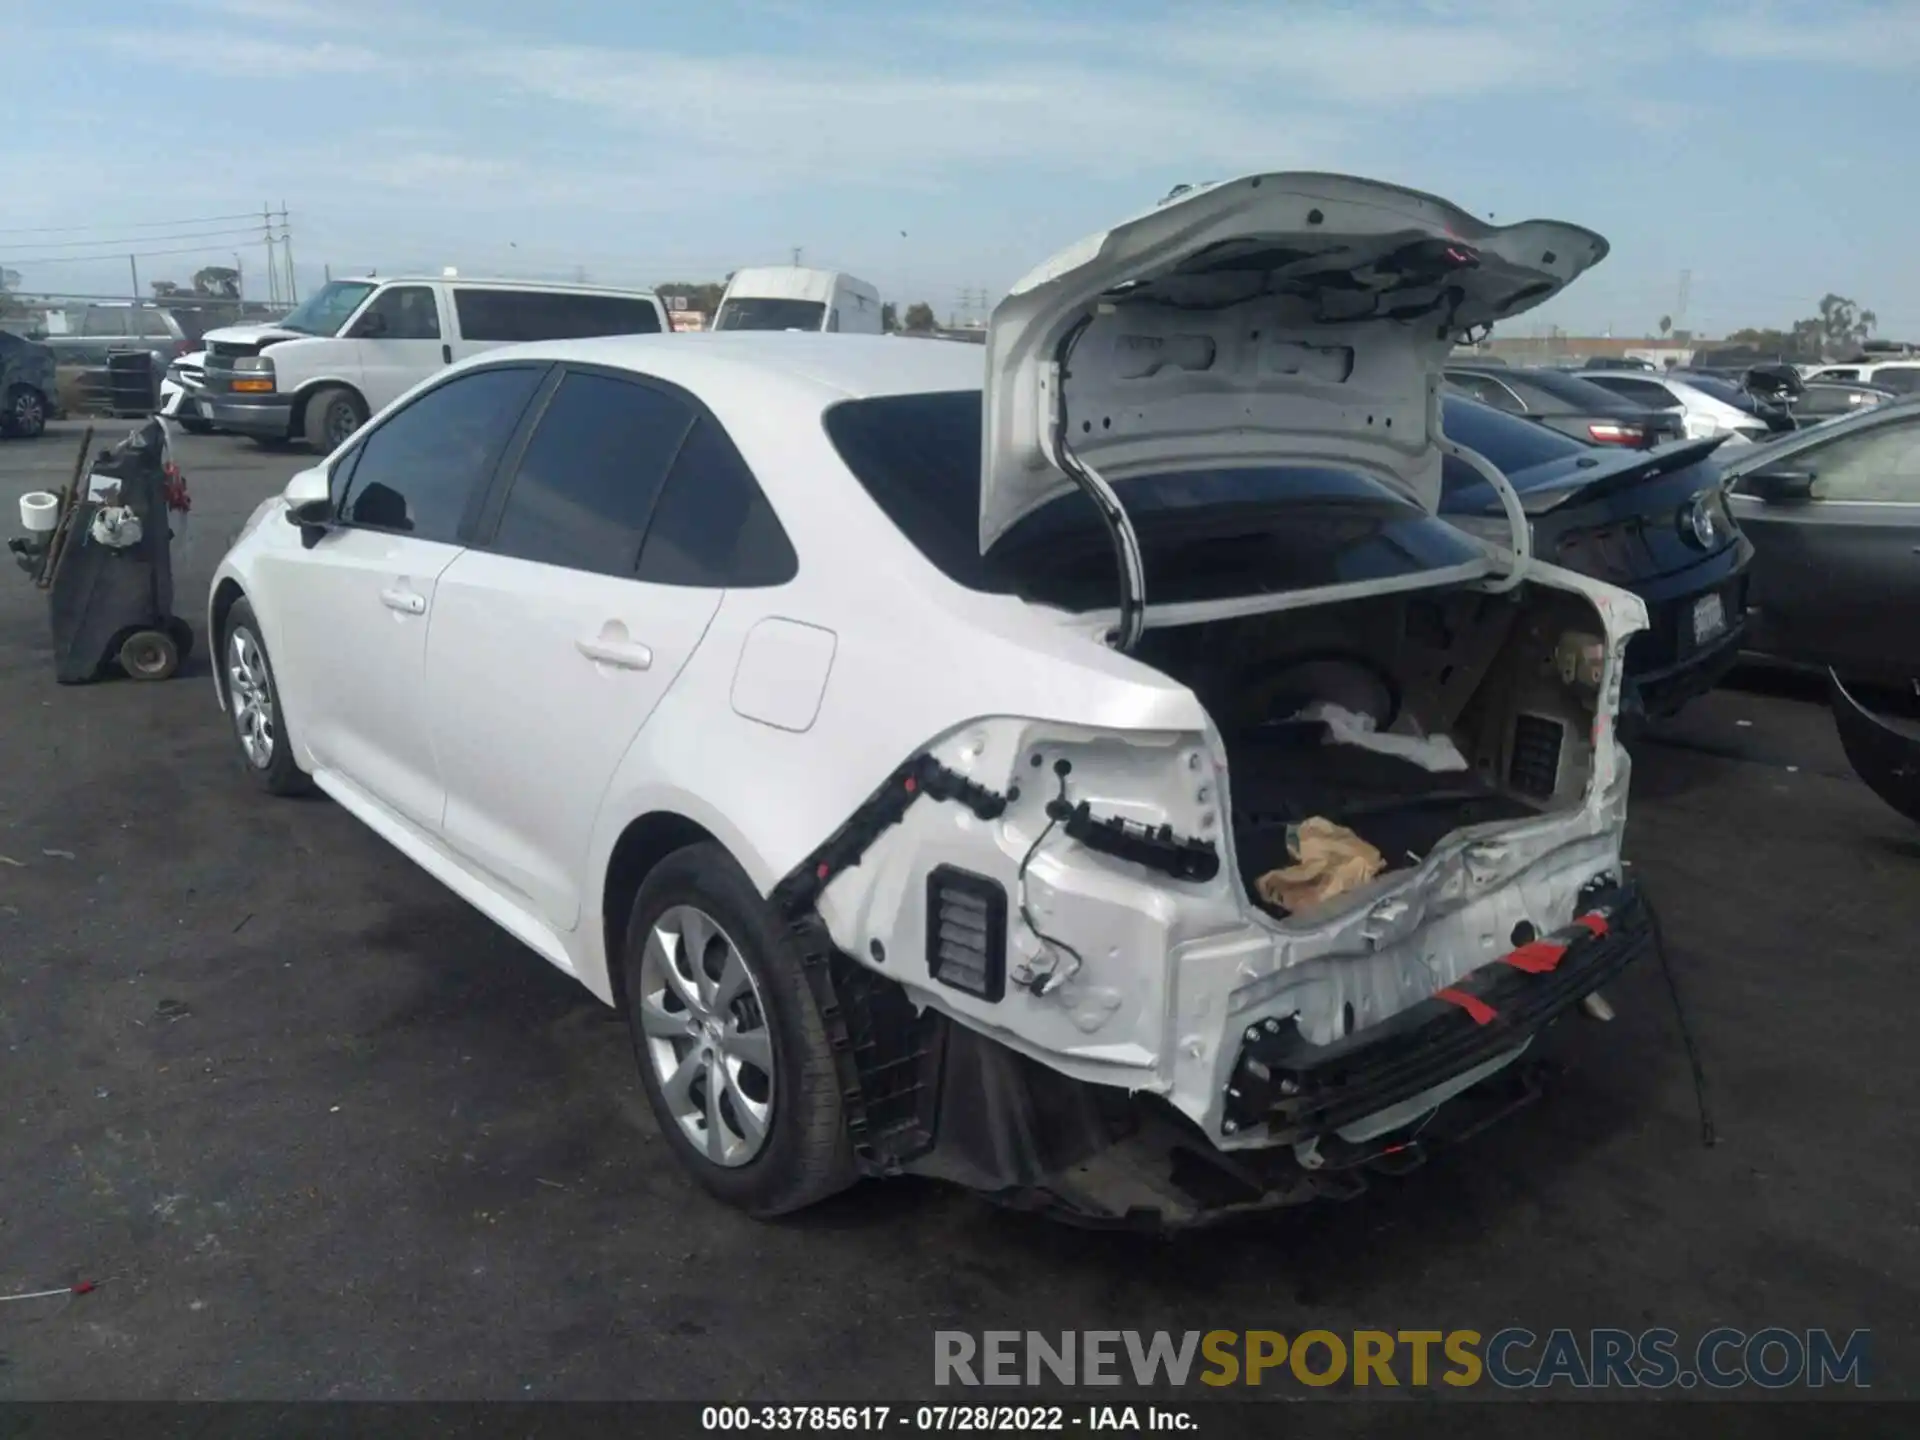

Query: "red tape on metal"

xmin=1503 ymin=939 xmax=1570 ymax=974
xmin=1435 ymin=987 xmax=1498 ymax=1025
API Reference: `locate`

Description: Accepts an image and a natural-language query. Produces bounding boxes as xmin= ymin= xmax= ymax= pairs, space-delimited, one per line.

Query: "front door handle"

xmin=379 ymin=587 xmax=427 ymax=615
xmin=575 ymin=636 xmax=653 ymax=670
xmin=441 ymin=343 xmax=452 ymax=364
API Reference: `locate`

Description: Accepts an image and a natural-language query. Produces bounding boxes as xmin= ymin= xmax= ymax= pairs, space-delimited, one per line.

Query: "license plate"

xmin=1692 ymin=592 xmax=1727 ymax=644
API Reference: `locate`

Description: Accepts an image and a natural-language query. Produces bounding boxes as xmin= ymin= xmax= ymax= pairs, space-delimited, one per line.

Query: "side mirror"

xmin=350 ymin=309 xmax=388 ymax=339
xmin=282 ymin=466 xmax=334 ymax=532
xmin=1745 ymin=467 xmax=1816 ymax=504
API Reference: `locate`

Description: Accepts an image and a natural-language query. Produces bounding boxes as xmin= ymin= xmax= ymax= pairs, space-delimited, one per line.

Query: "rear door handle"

xmin=441 ymin=343 xmax=452 ymax=364
xmin=379 ymin=587 xmax=427 ymax=615
xmin=575 ymin=636 xmax=653 ymax=670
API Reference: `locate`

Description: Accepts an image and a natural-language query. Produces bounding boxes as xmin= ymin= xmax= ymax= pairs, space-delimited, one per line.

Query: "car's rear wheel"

xmin=3 ymin=385 xmax=47 ymax=438
xmin=221 ymin=598 xmax=311 ymax=796
xmin=622 ymin=843 xmax=854 ymax=1217
xmin=303 ymin=386 xmax=365 ymax=451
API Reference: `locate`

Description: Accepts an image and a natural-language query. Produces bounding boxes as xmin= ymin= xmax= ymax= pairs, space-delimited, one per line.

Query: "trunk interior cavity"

xmin=1133 ymin=582 xmax=1606 ymax=918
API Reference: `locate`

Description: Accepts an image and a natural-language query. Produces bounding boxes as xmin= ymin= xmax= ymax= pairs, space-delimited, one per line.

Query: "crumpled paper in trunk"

xmin=1256 ymin=816 xmax=1387 ymax=915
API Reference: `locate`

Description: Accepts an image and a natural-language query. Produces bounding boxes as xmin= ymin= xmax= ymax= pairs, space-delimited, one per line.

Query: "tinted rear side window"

xmin=487 ymin=371 xmax=697 ymax=577
xmin=1440 ymin=395 xmax=1586 ymax=475
xmin=454 ymin=290 xmax=662 ymax=342
xmin=636 ymin=418 xmax=797 ymax=587
xmin=1873 ymin=367 xmax=1920 ymax=394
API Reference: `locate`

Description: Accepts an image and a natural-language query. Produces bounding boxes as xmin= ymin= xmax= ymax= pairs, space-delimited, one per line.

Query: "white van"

xmin=200 ymin=277 xmax=670 ymax=449
xmin=712 ymin=267 xmax=882 ymax=335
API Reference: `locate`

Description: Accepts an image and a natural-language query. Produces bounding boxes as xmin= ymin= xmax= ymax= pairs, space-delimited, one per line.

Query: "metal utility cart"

xmin=8 ymin=419 xmax=194 ymax=683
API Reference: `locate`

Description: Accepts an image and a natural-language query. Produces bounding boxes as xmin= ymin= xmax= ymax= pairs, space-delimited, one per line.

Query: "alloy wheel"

xmin=227 ymin=629 xmax=276 ymax=768
xmin=12 ymin=390 xmax=45 ymax=433
xmin=636 ymin=904 xmax=776 ymax=1167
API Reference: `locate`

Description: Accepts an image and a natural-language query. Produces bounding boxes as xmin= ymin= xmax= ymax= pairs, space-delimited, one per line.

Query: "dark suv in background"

xmin=0 ymin=329 xmax=57 ymax=438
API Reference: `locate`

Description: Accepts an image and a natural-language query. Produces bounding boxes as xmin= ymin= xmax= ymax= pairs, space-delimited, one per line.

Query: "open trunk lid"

xmin=980 ymin=173 xmax=1609 ymax=635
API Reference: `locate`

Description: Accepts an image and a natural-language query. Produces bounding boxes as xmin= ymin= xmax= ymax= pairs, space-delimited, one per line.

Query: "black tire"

xmin=165 ymin=616 xmax=194 ymax=664
xmin=4 ymin=385 xmax=48 ymax=439
xmin=622 ymin=843 xmax=855 ymax=1217
xmin=119 ymin=629 xmax=180 ymax=681
xmin=219 ymin=597 xmax=312 ymax=796
xmin=303 ymin=386 xmax=365 ymax=452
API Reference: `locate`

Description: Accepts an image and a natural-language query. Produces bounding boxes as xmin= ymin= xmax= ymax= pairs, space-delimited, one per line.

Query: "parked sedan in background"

xmin=1445 ymin=363 xmax=1683 ymax=448
xmin=1789 ymin=380 xmax=1896 ymax=427
xmin=1720 ymin=396 xmax=1920 ymax=686
xmin=0 ymin=328 xmax=56 ymax=438
xmin=1575 ymin=369 xmax=1779 ymax=444
xmin=1441 ymin=395 xmax=1751 ymax=719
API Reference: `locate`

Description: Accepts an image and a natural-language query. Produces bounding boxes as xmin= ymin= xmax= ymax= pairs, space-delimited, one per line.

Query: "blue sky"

xmin=3 ymin=0 xmax=1915 ymax=337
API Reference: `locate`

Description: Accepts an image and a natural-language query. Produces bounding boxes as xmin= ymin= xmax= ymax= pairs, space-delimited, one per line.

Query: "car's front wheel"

xmin=221 ymin=598 xmax=311 ymax=796
xmin=621 ymin=843 xmax=854 ymax=1217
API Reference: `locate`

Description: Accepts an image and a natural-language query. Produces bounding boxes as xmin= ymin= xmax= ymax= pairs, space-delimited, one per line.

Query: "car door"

xmin=261 ymin=364 xmax=550 ymax=832
xmin=424 ymin=367 xmax=775 ymax=931
xmin=347 ymin=284 xmax=451 ymax=414
xmin=1728 ymin=413 xmax=1920 ymax=679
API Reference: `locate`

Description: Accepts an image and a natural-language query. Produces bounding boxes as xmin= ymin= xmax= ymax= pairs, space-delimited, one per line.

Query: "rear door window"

xmin=338 ymin=365 xmax=547 ymax=542
xmin=486 ymin=370 xmax=697 ymax=577
xmin=81 ymin=308 xmax=128 ymax=337
xmin=453 ymin=290 xmax=662 ymax=342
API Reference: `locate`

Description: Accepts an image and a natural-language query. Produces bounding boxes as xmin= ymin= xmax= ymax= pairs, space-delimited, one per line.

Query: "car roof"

xmin=481 ymin=332 xmax=987 ymax=405
xmin=338 ymin=275 xmax=661 ymax=297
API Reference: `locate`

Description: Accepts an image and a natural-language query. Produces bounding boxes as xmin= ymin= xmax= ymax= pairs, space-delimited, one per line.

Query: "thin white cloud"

xmin=1693 ymin=4 xmax=1920 ymax=68
xmin=97 ymin=30 xmax=396 ymax=77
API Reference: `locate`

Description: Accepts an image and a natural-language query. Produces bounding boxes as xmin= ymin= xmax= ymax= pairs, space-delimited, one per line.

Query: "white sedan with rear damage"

xmin=207 ymin=172 xmax=1653 ymax=1225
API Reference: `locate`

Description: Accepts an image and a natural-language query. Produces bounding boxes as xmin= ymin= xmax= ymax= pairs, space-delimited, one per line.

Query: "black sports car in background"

xmin=1440 ymin=395 xmax=1752 ymax=719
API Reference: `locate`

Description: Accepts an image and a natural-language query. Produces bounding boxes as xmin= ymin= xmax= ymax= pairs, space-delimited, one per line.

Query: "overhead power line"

xmin=0 ymin=243 xmax=257 ymax=267
xmin=0 ymin=227 xmax=265 ymax=252
xmin=0 ymin=212 xmax=266 ymax=237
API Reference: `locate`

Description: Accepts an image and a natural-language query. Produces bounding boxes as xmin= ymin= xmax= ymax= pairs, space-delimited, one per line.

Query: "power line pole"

xmin=263 ymin=204 xmax=280 ymax=308
xmin=279 ymin=200 xmax=297 ymax=304
xmin=791 ymin=246 xmax=803 ymax=266
xmin=129 ymin=254 xmax=140 ymax=301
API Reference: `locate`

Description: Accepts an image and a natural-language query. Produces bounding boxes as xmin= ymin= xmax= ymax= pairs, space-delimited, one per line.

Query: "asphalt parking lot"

xmin=2 ymin=419 xmax=1916 ymax=1409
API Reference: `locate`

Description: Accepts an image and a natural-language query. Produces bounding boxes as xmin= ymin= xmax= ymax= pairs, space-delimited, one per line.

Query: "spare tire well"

xmin=602 ymin=812 xmax=717 ymax=1008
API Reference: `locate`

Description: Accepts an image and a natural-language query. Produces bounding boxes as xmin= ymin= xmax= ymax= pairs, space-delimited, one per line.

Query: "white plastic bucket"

xmin=19 ymin=492 xmax=59 ymax=534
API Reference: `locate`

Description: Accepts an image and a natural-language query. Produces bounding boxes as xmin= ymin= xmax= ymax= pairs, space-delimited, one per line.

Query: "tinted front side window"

xmin=636 ymin=418 xmax=797 ymax=587
xmin=489 ymin=372 xmax=696 ymax=576
xmin=340 ymin=366 xmax=546 ymax=542
xmin=356 ymin=285 xmax=441 ymax=340
xmin=1803 ymin=418 xmax=1920 ymax=502
xmin=81 ymin=308 xmax=128 ymax=337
